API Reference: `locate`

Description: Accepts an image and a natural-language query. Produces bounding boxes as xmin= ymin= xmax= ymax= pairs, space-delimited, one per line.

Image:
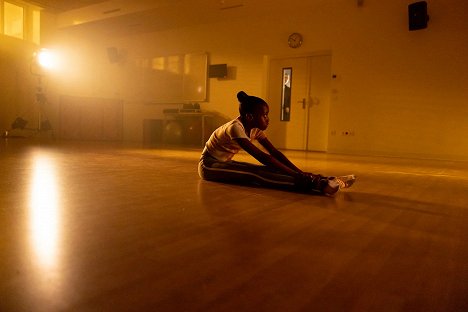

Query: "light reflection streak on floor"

xmin=29 ymin=152 xmax=60 ymax=272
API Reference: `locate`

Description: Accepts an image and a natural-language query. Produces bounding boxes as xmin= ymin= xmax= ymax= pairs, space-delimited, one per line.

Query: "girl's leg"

xmin=199 ymin=155 xmax=296 ymax=190
xmin=199 ymin=153 xmax=343 ymax=195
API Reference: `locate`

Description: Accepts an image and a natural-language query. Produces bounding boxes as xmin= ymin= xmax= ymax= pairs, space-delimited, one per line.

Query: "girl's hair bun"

xmin=237 ymin=91 xmax=249 ymax=103
xmin=237 ymin=91 xmax=267 ymax=115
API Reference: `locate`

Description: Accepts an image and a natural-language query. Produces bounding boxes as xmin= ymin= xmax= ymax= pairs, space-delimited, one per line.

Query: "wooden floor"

xmin=1 ymin=139 xmax=467 ymax=312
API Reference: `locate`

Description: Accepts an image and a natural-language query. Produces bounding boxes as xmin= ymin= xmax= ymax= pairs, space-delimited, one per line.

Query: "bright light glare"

xmin=30 ymin=154 xmax=60 ymax=269
xmin=36 ymin=49 xmax=60 ymax=71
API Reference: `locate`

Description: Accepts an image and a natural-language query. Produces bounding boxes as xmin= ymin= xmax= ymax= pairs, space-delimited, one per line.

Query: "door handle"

xmin=298 ymin=98 xmax=306 ymax=109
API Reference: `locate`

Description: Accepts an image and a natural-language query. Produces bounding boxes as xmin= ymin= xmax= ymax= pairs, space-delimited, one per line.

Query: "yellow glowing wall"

xmin=0 ymin=35 xmax=37 ymax=131
xmin=4 ymin=0 xmax=468 ymax=160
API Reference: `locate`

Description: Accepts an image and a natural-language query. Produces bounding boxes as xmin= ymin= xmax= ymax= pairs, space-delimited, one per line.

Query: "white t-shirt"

xmin=203 ymin=117 xmax=266 ymax=161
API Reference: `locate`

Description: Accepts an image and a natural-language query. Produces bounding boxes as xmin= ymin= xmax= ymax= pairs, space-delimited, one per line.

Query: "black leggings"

xmin=198 ymin=152 xmax=301 ymax=190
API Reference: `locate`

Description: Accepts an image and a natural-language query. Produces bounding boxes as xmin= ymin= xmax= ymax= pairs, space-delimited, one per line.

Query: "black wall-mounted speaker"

xmin=408 ymin=1 xmax=429 ymax=31
xmin=208 ymin=64 xmax=227 ymax=78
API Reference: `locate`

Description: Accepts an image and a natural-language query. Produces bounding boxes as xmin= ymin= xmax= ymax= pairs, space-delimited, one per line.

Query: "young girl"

xmin=198 ymin=91 xmax=355 ymax=196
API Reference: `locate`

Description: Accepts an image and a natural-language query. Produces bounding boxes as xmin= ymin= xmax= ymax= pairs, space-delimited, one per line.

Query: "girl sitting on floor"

xmin=198 ymin=91 xmax=355 ymax=196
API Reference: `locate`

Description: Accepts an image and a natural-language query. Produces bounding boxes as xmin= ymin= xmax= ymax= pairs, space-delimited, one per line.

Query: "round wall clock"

xmin=288 ymin=32 xmax=303 ymax=48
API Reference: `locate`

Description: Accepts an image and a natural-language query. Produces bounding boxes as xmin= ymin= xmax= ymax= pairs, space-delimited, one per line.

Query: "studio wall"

xmin=20 ymin=0 xmax=468 ymax=160
xmin=0 ymin=36 xmax=38 ymax=133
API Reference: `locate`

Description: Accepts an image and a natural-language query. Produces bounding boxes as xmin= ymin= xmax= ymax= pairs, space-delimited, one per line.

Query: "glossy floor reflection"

xmin=1 ymin=139 xmax=467 ymax=311
xmin=29 ymin=153 xmax=60 ymax=269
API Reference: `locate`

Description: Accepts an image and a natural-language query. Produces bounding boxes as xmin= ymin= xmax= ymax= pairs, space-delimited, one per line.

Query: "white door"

xmin=306 ymin=54 xmax=332 ymax=151
xmin=268 ymin=57 xmax=309 ymax=150
xmin=267 ymin=54 xmax=332 ymax=151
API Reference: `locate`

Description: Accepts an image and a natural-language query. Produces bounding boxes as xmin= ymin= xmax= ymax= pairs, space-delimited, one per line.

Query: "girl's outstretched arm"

xmin=257 ymin=137 xmax=304 ymax=173
xmin=234 ymin=138 xmax=301 ymax=177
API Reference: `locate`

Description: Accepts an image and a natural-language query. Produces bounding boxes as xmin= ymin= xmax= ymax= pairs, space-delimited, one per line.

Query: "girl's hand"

xmin=295 ymin=172 xmax=325 ymax=191
xmin=302 ymin=172 xmax=323 ymax=180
